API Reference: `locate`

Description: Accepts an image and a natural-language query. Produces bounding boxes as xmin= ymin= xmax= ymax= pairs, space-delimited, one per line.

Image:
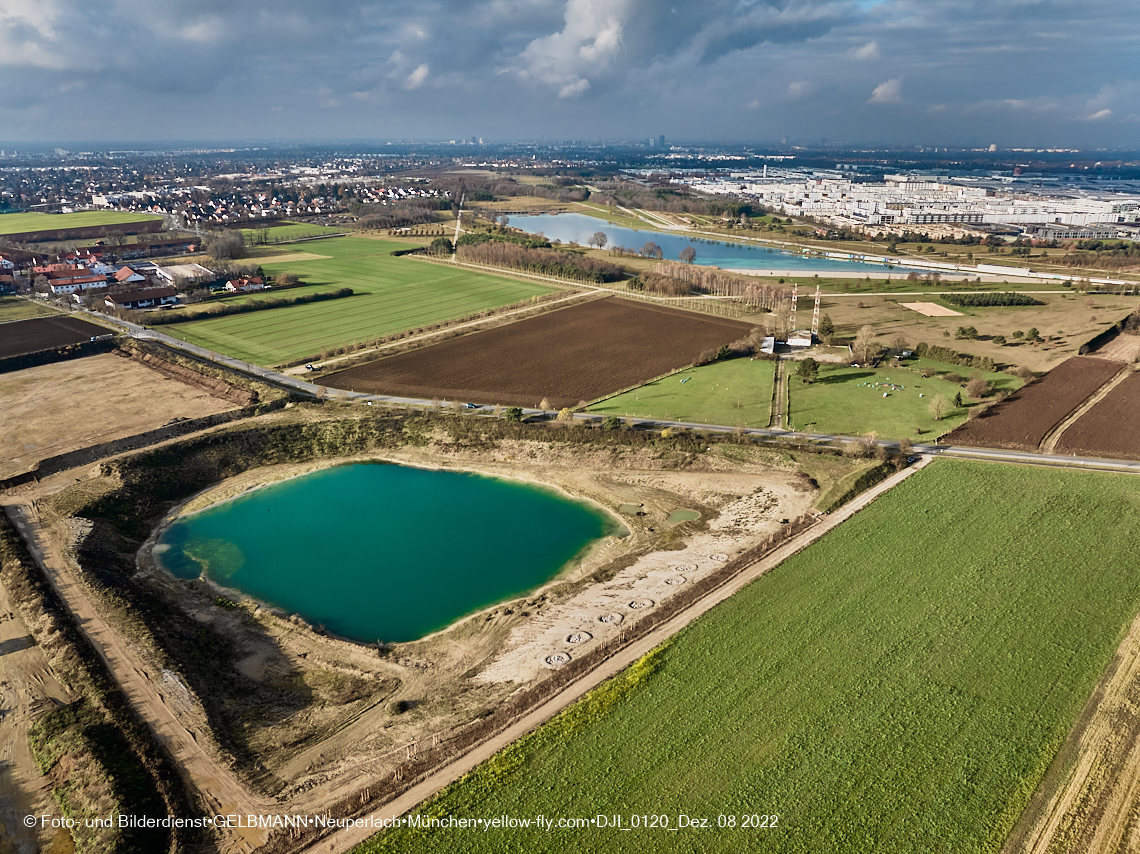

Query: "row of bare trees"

xmin=457 ymin=242 xmax=624 ymax=283
xmin=651 ymin=261 xmax=790 ymax=311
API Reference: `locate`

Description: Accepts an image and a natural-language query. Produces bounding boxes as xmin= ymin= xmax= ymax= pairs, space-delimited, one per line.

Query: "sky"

xmin=0 ymin=0 xmax=1136 ymax=148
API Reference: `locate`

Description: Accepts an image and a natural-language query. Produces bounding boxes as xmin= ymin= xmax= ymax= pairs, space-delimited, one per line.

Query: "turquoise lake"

xmin=514 ymin=212 xmax=915 ymax=273
xmin=157 ymin=463 xmax=617 ymax=643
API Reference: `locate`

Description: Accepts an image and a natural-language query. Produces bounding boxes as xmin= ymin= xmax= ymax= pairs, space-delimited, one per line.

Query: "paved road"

xmin=78 ymin=307 xmax=1140 ymax=475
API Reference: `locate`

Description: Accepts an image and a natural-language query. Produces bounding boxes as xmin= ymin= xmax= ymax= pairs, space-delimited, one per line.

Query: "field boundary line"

xmin=1009 ymin=605 xmax=1140 ymax=854
xmin=1039 ymin=363 xmax=1138 ymax=453
xmin=298 ymin=457 xmax=932 ymax=854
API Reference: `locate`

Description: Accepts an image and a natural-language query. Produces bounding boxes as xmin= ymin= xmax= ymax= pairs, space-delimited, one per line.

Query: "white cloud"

xmin=516 ymin=0 xmax=631 ymax=97
xmin=747 ymin=99 xmax=761 ymax=110
xmin=405 ymin=64 xmax=430 ymax=90
xmin=868 ymin=77 xmax=903 ymax=104
xmin=850 ymin=40 xmax=879 ymax=60
xmin=786 ymin=80 xmax=815 ymax=100
xmin=1087 ymin=108 xmax=1111 ymax=121
xmin=558 ymin=78 xmax=590 ymax=98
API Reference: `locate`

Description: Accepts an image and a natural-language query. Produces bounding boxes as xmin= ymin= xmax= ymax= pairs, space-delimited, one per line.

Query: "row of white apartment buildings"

xmin=681 ymin=172 xmax=1140 ymax=235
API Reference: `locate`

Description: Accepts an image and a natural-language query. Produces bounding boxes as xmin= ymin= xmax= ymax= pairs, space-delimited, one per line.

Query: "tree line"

xmin=456 ymin=243 xmax=624 ymax=283
xmin=943 ymin=292 xmax=1044 ymax=307
xmin=650 ymin=261 xmax=790 ymax=311
xmin=913 ymin=341 xmax=997 ymax=372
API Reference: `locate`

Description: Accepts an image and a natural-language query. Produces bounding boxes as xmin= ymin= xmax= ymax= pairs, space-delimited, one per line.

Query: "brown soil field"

xmin=324 ymin=296 xmax=753 ymax=408
xmin=0 ymin=353 xmax=236 ymax=478
xmin=0 ymin=314 xmax=107 ymax=359
xmin=944 ymin=356 xmax=1125 ymax=451
xmin=1054 ymin=370 xmax=1140 ymax=459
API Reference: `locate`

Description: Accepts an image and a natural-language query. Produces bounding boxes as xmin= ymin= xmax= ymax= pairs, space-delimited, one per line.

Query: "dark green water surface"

xmin=157 ymin=463 xmax=616 ymax=643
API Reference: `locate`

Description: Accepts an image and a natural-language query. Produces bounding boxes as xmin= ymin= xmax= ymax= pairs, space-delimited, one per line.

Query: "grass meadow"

xmin=788 ymin=357 xmax=1020 ymax=439
xmin=162 ymin=237 xmax=555 ymax=364
xmin=239 ymin=221 xmax=347 ymax=242
xmin=590 ymin=358 xmax=776 ymax=427
xmin=0 ymin=295 xmax=61 ymax=322
xmin=0 ymin=210 xmax=162 ymax=235
xmin=354 ymin=460 xmax=1140 ymax=854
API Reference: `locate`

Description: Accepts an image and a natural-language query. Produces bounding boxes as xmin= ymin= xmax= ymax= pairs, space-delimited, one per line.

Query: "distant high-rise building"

xmin=989 ymin=143 xmax=998 ymax=152
xmin=648 ymin=137 xmax=656 ymax=148
xmin=658 ymin=134 xmax=665 ymax=148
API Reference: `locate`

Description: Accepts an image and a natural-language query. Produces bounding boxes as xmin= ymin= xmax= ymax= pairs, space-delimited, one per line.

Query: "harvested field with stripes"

xmin=324 ymin=297 xmax=753 ymax=408
xmin=1054 ymin=370 xmax=1140 ymax=459
xmin=944 ymin=356 xmax=1125 ymax=452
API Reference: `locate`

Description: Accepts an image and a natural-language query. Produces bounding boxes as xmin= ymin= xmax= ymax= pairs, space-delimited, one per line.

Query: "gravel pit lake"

xmin=155 ymin=463 xmax=620 ymax=643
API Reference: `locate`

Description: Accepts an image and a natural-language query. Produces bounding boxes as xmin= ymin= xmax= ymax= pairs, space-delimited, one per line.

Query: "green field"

xmin=590 ymin=358 xmax=776 ymax=427
xmin=0 ymin=210 xmax=162 ymax=236
xmin=0 ymin=295 xmax=61 ymax=322
xmin=240 ymin=221 xmax=347 ymax=242
xmin=356 ymin=460 xmax=1140 ymax=854
xmin=162 ymin=237 xmax=554 ymax=364
xmin=788 ymin=358 xmax=1020 ymax=439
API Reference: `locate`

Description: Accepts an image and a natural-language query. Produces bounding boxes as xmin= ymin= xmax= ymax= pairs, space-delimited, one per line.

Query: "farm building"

xmin=104 ymin=287 xmax=180 ymax=310
xmin=114 ymin=266 xmax=147 ymax=285
xmin=155 ymin=263 xmax=214 ymax=285
xmin=787 ymin=329 xmax=814 ymax=348
xmin=224 ymin=276 xmax=266 ymax=293
xmin=760 ymin=336 xmax=776 ymax=355
xmin=48 ymin=274 xmax=109 ymax=295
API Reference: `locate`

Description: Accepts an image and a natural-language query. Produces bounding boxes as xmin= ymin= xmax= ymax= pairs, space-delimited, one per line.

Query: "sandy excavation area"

xmin=118 ymin=431 xmax=818 ymax=815
xmin=0 ymin=352 xmax=236 ymax=479
xmin=899 ymin=301 xmax=964 ymax=317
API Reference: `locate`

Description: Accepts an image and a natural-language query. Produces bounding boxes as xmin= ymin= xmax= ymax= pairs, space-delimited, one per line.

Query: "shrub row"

xmin=914 ymin=342 xmax=997 ymax=372
xmin=943 ymin=292 xmax=1044 ymax=307
xmin=146 ymin=288 xmax=353 ymax=325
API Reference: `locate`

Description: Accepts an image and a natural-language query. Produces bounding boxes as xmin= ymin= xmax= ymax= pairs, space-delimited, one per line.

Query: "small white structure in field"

xmin=787 ymin=329 xmax=813 ymax=348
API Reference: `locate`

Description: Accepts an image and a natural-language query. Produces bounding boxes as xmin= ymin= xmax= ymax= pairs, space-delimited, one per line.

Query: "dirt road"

xmin=301 ymin=456 xmax=933 ymax=853
xmin=1010 ymin=604 xmax=1140 ymax=854
xmin=3 ymin=503 xmax=275 ymax=853
xmin=0 ymin=573 xmax=74 ymax=854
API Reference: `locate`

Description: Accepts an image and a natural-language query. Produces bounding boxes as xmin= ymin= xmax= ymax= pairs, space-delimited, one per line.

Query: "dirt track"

xmin=1010 ymin=605 xmax=1140 ymax=854
xmin=4 ymin=503 xmax=275 ymax=853
xmin=300 ymin=456 xmax=933 ymax=853
xmin=0 ymin=569 xmax=74 ymax=854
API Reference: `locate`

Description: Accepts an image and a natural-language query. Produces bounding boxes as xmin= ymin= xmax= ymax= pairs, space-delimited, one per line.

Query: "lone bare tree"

xmin=928 ymin=394 xmax=949 ymax=421
xmin=852 ymin=325 xmax=881 ymax=364
xmin=588 ymin=231 xmax=608 ymax=250
xmin=640 ymin=241 xmax=663 ymax=259
xmin=679 ymin=246 xmax=696 ymax=264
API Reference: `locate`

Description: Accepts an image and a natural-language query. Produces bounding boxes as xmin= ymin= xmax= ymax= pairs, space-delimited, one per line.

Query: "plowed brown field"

xmin=0 ymin=315 xmax=107 ymax=359
xmin=945 ymin=356 xmax=1125 ymax=451
xmin=1055 ymin=370 xmax=1140 ymax=459
xmin=323 ymin=297 xmax=753 ymax=408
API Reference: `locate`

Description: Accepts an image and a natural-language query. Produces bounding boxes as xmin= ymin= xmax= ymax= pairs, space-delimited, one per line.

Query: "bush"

xmin=602 ymin=415 xmax=623 ymax=431
xmin=503 ymin=407 xmax=523 ymax=422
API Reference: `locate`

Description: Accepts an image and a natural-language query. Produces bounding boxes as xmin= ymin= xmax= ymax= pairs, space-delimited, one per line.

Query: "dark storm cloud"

xmin=0 ymin=0 xmax=1135 ymax=146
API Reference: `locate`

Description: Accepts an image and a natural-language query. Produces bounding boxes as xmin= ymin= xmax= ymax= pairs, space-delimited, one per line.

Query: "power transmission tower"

xmin=790 ymin=283 xmax=798 ymax=335
xmin=811 ymin=284 xmax=821 ymax=339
